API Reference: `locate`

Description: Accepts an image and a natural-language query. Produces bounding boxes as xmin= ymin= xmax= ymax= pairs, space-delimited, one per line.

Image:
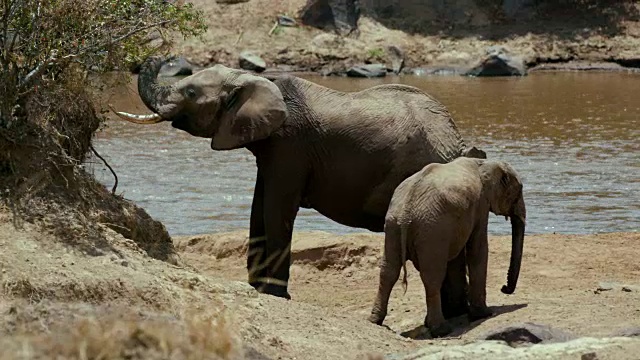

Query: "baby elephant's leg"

xmin=441 ymin=249 xmax=470 ymax=319
xmin=417 ymin=241 xmax=453 ymax=338
xmin=369 ymin=223 xmax=402 ymax=325
xmin=466 ymin=227 xmax=493 ymax=321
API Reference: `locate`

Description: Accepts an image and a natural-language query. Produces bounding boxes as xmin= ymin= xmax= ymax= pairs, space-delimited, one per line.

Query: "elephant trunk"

xmin=501 ymin=194 xmax=526 ymax=295
xmin=137 ymin=56 xmax=175 ymax=117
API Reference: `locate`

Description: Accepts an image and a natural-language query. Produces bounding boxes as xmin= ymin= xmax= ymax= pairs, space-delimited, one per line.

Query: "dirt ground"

xmin=174 ymin=0 xmax=640 ymax=74
xmin=1 ymin=205 xmax=639 ymax=359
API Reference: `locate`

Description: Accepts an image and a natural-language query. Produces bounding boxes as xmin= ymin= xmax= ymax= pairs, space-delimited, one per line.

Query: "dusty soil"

xmin=173 ymin=0 xmax=640 ymax=74
xmin=1 ymin=205 xmax=639 ymax=358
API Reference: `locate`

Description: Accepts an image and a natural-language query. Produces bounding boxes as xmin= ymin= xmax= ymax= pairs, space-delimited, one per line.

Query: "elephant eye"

xmin=185 ymin=88 xmax=197 ymax=99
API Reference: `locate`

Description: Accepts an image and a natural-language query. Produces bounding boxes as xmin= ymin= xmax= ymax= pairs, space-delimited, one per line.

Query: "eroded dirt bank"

xmin=1 ymin=208 xmax=639 ymax=359
xmin=173 ymin=0 xmax=640 ymax=74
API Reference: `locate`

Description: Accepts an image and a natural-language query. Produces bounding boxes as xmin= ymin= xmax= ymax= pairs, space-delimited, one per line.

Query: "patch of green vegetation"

xmin=367 ymin=47 xmax=385 ymax=58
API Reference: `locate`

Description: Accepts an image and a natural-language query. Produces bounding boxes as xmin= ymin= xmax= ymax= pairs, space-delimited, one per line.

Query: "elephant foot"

xmin=258 ymin=283 xmax=292 ymax=300
xmin=468 ymin=305 xmax=493 ymax=322
xmin=428 ymin=322 xmax=453 ymax=338
xmin=367 ymin=312 xmax=386 ymax=326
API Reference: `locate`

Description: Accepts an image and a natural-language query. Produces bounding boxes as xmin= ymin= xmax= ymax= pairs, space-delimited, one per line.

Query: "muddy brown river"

xmin=90 ymin=72 xmax=639 ymax=237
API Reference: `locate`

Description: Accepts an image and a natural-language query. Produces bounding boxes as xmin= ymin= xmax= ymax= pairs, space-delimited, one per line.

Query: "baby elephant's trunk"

xmin=501 ymin=195 xmax=526 ymax=294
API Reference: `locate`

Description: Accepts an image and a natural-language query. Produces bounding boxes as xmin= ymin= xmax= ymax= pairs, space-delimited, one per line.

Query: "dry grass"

xmin=0 ymin=309 xmax=243 ymax=360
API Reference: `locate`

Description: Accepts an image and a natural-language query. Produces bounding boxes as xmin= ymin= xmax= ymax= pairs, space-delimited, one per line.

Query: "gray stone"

xmin=481 ymin=322 xmax=576 ymax=346
xmin=346 ymin=64 xmax=386 ymax=78
xmin=581 ymin=352 xmax=599 ymax=360
xmin=464 ymin=46 xmax=527 ymax=77
xmin=597 ymin=281 xmax=616 ymax=292
xmin=158 ymin=57 xmax=200 ymax=77
xmin=386 ymin=45 xmax=405 ymax=75
xmin=300 ymin=0 xmax=360 ymax=36
xmin=277 ymin=15 xmax=297 ymax=27
xmin=239 ymin=51 xmax=267 ymax=73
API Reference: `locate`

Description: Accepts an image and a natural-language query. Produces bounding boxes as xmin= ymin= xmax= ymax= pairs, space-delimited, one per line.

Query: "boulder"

xmin=346 ymin=64 xmax=386 ymax=78
xmin=386 ymin=45 xmax=405 ymax=75
xmin=300 ymin=0 xmax=360 ymax=36
xmin=464 ymin=46 xmax=527 ymax=77
xmin=157 ymin=57 xmax=200 ymax=77
xmin=239 ymin=51 xmax=266 ymax=73
xmin=481 ymin=323 xmax=576 ymax=346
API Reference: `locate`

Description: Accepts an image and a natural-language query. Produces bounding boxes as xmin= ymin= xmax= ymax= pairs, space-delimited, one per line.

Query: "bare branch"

xmin=90 ymin=144 xmax=118 ymax=194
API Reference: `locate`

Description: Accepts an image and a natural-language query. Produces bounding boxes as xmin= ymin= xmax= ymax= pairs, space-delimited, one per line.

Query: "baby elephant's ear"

xmin=211 ymin=74 xmax=288 ymax=150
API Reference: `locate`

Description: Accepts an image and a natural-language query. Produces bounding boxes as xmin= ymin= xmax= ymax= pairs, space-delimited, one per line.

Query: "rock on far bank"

xmin=347 ymin=63 xmax=387 ymax=78
xmin=464 ymin=45 xmax=527 ymax=77
xmin=158 ymin=56 xmax=200 ymax=77
xmin=239 ymin=51 xmax=267 ymax=72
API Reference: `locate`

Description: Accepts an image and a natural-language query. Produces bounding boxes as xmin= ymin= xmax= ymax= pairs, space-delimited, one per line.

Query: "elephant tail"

xmin=400 ymin=221 xmax=410 ymax=295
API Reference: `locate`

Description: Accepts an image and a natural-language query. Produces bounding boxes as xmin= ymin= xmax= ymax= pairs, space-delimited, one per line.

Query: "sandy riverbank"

xmin=1 ymin=208 xmax=638 ymax=359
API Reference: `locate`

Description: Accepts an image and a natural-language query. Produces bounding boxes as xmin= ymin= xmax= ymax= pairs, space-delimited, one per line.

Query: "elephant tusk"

xmin=109 ymin=104 xmax=164 ymax=124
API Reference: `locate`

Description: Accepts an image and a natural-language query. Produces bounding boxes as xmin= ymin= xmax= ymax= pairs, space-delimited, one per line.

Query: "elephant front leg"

xmin=257 ymin=175 xmax=302 ymax=300
xmin=466 ymin=225 xmax=493 ymax=321
xmin=441 ymin=249 xmax=470 ymax=319
xmin=247 ymin=172 xmax=267 ymax=291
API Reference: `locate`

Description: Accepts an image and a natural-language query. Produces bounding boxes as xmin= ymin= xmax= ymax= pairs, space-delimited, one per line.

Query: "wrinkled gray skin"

xmin=368 ymin=157 xmax=526 ymax=338
xmin=114 ymin=57 xmax=487 ymax=312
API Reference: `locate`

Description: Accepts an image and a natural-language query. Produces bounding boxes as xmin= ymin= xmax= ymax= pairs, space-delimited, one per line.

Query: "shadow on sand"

xmin=400 ymin=303 xmax=528 ymax=340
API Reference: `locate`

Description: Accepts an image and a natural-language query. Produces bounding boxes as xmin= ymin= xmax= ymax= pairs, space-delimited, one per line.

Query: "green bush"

xmin=0 ymin=0 xmax=206 ymax=130
xmin=0 ymin=0 xmax=206 ymax=260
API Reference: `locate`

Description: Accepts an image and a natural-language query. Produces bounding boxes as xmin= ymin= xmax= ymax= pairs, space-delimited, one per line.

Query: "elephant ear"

xmin=211 ymin=75 xmax=288 ymax=150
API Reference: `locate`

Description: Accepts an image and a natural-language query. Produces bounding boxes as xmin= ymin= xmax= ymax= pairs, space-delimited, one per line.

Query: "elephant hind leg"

xmin=369 ymin=221 xmax=403 ymax=326
xmin=416 ymin=238 xmax=452 ymax=338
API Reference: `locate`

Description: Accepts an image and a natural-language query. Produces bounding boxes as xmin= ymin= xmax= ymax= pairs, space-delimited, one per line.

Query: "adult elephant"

xmin=113 ymin=56 xmax=486 ymax=318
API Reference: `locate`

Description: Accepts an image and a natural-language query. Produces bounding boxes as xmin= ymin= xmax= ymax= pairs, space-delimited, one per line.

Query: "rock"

xmin=481 ymin=323 xmax=576 ymax=346
xmin=157 ymin=57 xmax=199 ymax=77
xmin=581 ymin=352 xmax=599 ymax=360
xmin=464 ymin=46 xmax=527 ymax=77
xmin=277 ymin=15 xmax=296 ymax=27
xmin=597 ymin=281 xmax=616 ymax=292
xmin=239 ymin=51 xmax=266 ymax=73
xmin=346 ymin=64 xmax=386 ymax=78
xmin=386 ymin=45 xmax=405 ymax=75
xmin=611 ymin=327 xmax=640 ymax=338
xmin=386 ymin=337 xmax=640 ymax=360
xmin=300 ymin=0 xmax=360 ymax=36
xmin=216 ymin=0 xmax=249 ymax=4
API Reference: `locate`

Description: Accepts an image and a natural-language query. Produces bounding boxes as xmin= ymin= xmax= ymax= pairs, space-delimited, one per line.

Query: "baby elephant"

xmin=368 ymin=157 xmax=526 ymax=337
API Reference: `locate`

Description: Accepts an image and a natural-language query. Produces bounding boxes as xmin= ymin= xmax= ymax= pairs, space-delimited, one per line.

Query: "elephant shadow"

xmin=399 ymin=303 xmax=528 ymax=340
